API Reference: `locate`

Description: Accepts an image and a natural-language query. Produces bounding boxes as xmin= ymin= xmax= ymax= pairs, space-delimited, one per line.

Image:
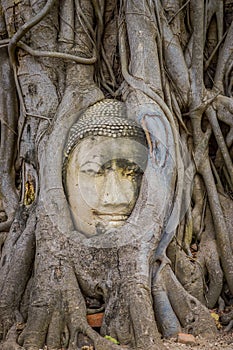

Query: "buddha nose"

xmin=102 ymin=171 xmax=129 ymax=207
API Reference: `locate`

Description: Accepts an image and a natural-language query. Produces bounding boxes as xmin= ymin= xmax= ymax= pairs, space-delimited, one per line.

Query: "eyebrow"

xmin=80 ymin=161 xmax=101 ymax=168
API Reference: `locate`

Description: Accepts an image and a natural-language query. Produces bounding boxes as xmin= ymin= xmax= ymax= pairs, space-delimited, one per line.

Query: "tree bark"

xmin=0 ymin=0 xmax=233 ymax=349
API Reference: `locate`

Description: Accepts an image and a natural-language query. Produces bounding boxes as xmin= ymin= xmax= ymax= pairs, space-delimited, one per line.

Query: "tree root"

xmin=0 ymin=323 xmax=26 ymax=350
xmin=0 ymin=206 xmax=36 ymax=335
xmin=17 ymin=41 xmax=97 ymax=65
xmin=199 ymin=158 xmax=233 ymax=295
xmin=214 ymin=20 xmax=233 ymax=91
xmin=169 ymin=243 xmax=205 ymax=304
xmin=224 ymin=319 xmax=233 ymax=332
xmin=0 ymin=218 xmax=14 ymax=233
xmin=0 ymin=48 xmax=18 ymax=234
xmin=119 ymin=22 xmax=185 ymax=244
xmin=162 ymin=266 xmax=216 ymax=337
xmin=197 ymin=207 xmax=223 ymax=308
xmin=8 ymin=0 xmax=57 ymax=65
xmin=189 ymin=0 xmax=233 ymax=299
xmin=152 ymin=283 xmax=181 ymax=338
xmin=168 ymin=0 xmax=191 ymax=25
xmin=221 ymin=309 xmax=233 ymax=326
xmin=1 ymin=2 xmax=233 ymax=350
xmin=151 ymin=262 xmax=217 ymax=338
xmin=206 ymin=106 xmax=233 ymax=189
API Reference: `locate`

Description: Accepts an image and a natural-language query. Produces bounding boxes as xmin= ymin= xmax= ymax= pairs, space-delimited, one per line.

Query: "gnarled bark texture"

xmin=0 ymin=0 xmax=232 ymax=349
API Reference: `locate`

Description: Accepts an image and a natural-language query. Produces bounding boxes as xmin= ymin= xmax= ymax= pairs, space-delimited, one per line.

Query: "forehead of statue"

xmin=70 ymin=136 xmax=148 ymax=169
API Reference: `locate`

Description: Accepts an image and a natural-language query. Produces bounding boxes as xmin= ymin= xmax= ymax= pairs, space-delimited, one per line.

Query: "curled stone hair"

xmin=63 ymin=99 xmax=147 ymax=173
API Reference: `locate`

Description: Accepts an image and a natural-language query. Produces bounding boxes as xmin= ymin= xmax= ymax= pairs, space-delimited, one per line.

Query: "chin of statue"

xmin=95 ymin=218 xmax=128 ymax=235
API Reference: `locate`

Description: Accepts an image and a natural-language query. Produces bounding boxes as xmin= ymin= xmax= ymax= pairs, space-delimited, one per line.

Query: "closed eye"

xmin=80 ymin=161 xmax=102 ymax=175
xmin=81 ymin=169 xmax=97 ymax=175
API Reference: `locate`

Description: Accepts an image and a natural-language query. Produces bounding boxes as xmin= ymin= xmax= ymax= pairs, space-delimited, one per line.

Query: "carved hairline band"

xmin=63 ymin=99 xmax=147 ymax=161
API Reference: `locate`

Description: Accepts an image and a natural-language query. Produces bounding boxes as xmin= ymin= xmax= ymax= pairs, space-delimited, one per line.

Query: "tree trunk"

xmin=0 ymin=0 xmax=232 ymax=349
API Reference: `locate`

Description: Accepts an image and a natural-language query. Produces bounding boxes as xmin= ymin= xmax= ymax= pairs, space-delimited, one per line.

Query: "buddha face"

xmin=65 ymin=136 xmax=148 ymax=236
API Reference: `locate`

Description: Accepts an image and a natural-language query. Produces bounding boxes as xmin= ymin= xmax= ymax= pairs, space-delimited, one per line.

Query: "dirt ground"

xmin=0 ymin=333 xmax=232 ymax=350
xmin=1 ymin=320 xmax=232 ymax=349
xmin=163 ymin=332 xmax=233 ymax=350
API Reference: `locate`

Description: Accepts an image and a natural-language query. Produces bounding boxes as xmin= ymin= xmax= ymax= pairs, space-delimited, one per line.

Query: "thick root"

xmin=162 ymin=265 xmax=217 ymax=337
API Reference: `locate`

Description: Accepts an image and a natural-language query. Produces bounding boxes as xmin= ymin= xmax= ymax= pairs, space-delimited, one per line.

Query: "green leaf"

xmin=104 ymin=335 xmax=120 ymax=344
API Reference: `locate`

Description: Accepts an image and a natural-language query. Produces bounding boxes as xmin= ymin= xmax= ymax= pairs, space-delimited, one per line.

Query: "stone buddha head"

xmin=63 ymin=99 xmax=148 ymax=236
